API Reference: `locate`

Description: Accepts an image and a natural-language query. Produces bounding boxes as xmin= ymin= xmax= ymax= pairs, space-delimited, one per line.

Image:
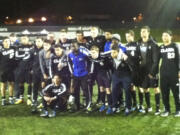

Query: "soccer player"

xmin=49 ymin=45 xmax=70 ymax=89
xmin=104 ymin=30 xmax=113 ymax=52
xmin=47 ymin=33 xmax=56 ymax=46
xmin=14 ymin=36 xmax=34 ymax=105
xmin=40 ymin=75 xmax=66 ymax=118
xmin=138 ymin=26 xmax=160 ymax=114
xmin=86 ymin=27 xmax=106 ymax=52
xmin=9 ymin=33 xmax=19 ymax=46
xmin=58 ymin=29 xmax=72 ymax=52
xmin=67 ymin=41 xmax=91 ymax=112
xmin=160 ymin=30 xmax=180 ymax=117
xmin=125 ymin=30 xmax=141 ymax=111
xmin=90 ymin=45 xmax=113 ymax=114
xmin=0 ymin=38 xmax=16 ymax=105
xmin=30 ymin=37 xmax=44 ymax=112
xmin=39 ymin=39 xmax=53 ymax=89
xmin=110 ymin=44 xmax=132 ymax=115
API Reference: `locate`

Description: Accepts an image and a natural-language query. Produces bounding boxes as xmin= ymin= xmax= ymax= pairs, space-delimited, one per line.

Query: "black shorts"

xmin=131 ymin=71 xmax=141 ymax=87
xmin=139 ymin=74 xmax=159 ymax=89
xmin=15 ymin=67 xmax=32 ymax=84
xmin=0 ymin=71 xmax=14 ymax=82
xmin=96 ymin=71 xmax=111 ymax=88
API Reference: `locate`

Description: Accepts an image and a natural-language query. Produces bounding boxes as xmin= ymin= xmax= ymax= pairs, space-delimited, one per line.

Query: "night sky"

xmin=0 ymin=0 xmax=179 ymax=25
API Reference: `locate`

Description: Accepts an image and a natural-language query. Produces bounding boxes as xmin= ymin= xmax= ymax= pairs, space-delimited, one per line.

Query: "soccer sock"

xmin=27 ymin=95 xmax=31 ymax=99
xmin=145 ymin=92 xmax=151 ymax=108
xmin=100 ymin=92 xmax=105 ymax=105
xmin=131 ymin=90 xmax=137 ymax=106
xmin=138 ymin=91 xmax=143 ymax=106
xmin=107 ymin=93 xmax=112 ymax=106
xmin=155 ymin=93 xmax=160 ymax=111
xmin=28 ymin=85 xmax=32 ymax=97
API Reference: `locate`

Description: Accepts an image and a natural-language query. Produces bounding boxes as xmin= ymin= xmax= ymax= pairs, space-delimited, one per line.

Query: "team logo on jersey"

xmin=79 ymin=58 xmax=83 ymax=61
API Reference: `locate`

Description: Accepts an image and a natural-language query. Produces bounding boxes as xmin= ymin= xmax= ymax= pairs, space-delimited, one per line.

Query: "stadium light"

xmin=66 ymin=16 xmax=73 ymax=21
xmin=28 ymin=18 xmax=34 ymax=23
xmin=6 ymin=16 xmax=9 ymax=20
xmin=16 ymin=19 xmax=22 ymax=24
xmin=41 ymin=17 xmax=47 ymax=22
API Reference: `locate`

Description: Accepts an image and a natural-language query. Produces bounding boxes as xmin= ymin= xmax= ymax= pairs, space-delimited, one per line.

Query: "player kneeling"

xmin=40 ymin=75 xmax=66 ymax=118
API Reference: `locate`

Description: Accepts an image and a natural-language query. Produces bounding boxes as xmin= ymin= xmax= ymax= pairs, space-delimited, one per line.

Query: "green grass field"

xmin=0 ymin=85 xmax=180 ymax=135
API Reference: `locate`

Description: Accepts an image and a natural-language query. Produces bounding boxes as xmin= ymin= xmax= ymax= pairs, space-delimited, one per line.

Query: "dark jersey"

xmin=138 ymin=37 xmax=160 ymax=76
xmin=29 ymin=46 xmax=43 ymax=73
xmin=126 ymin=42 xmax=141 ymax=71
xmin=160 ymin=43 xmax=179 ymax=75
xmin=0 ymin=46 xmax=16 ymax=72
xmin=15 ymin=44 xmax=34 ymax=70
xmin=85 ymin=35 xmax=106 ymax=52
xmin=15 ymin=44 xmax=34 ymax=61
xmin=49 ymin=54 xmax=69 ymax=78
xmin=89 ymin=52 xmax=111 ymax=74
xmin=59 ymin=39 xmax=72 ymax=51
xmin=42 ymin=83 xmax=66 ymax=98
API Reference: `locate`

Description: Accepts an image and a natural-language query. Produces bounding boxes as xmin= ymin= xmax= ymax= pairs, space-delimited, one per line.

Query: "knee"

xmin=106 ymin=88 xmax=111 ymax=94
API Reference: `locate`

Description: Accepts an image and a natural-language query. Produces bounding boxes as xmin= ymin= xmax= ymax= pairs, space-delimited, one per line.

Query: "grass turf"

xmin=0 ymin=86 xmax=180 ymax=135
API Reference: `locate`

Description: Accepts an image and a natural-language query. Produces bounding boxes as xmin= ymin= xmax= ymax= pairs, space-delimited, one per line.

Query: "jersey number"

xmin=167 ymin=52 xmax=175 ymax=59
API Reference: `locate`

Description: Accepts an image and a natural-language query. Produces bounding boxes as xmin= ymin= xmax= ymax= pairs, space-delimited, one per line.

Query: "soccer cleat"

xmin=40 ymin=110 xmax=48 ymax=117
xmin=68 ymin=95 xmax=75 ymax=105
xmin=37 ymin=103 xmax=43 ymax=109
xmin=124 ymin=108 xmax=131 ymax=116
xmin=138 ymin=105 xmax=146 ymax=113
xmin=99 ymin=105 xmax=106 ymax=112
xmin=131 ymin=105 xmax=138 ymax=112
xmin=15 ymin=99 xmax=24 ymax=104
xmin=1 ymin=99 xmax=6 ymax=106
xmin=174 ymin=111 xmax=180 ymax=117
xmin=27 ymin=99 xmax=32 ymax=106
xmin=86 ymin=106 xmax=92 ymax=112
xmin=112 ymin=107 xmax=120 ymax=113
xmin=106 ymin=107 xmax=113 ymax=115
xmin=154 ymin=109 xmax=161 ymax=116
xmin=9 ymin=98 xmax=14 ymax=105
xmin=48 ymin=110 xmax=56 ymax=118
xmin=147 ymin=107 xmax=153 ymax=112
xmin=161 ymin=111 xmax=169 ymax=117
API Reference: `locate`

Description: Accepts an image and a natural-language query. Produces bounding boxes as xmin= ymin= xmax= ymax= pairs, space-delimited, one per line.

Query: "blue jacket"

xmin=104 ymin=41 xmax=112 ymax=52
xmin=68 ymin=50 xmax=88 ymax=77
xmin=104 ymin=42 xmax=126 ymax=53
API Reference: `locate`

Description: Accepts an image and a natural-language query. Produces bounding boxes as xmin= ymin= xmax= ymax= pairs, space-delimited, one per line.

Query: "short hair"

xmin=54 ymin=44 xmax=63 ymax=49
xmin=60 ymin=29 xmax=67 ymax=33
xmin=90 ymin=45 xmax=99 ymax=51
xmin=141 ymin=26 xmax=150 ymax=33
xmin=36 ymin=37 xmax=44 ymax=41
xmin=105 ymin=29 xmax=113 ymax=34
xmin=90 ymin=27 xmax=98 ymax=31
xmin=126 ymin=30 xmax=135 ymax=37
xmin=44 ymin=39 xmax=51 ymax=44
xmin=163 ymin=30 xmax=173 ymax=36
xmin=53 ymin=74 xmax=61 ymax=79
xmin=76 ymin=30 xmax=84 ymax=35
xmin=111 ymin=44 xmax=119 ymax=51
xmin=9 ymin=33 xmax=16 ymax=37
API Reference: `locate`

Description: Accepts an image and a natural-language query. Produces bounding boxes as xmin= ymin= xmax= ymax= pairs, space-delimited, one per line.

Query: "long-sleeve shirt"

xmin=42 ymin=83 xmax=66 ymax=99
xmin=68 ymin=49 xmax=89 ymax=77
xmin=39 ymin=49 xmax=52 ymax=76
xmin=49 ymin=54 xmax=69 ymax=78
